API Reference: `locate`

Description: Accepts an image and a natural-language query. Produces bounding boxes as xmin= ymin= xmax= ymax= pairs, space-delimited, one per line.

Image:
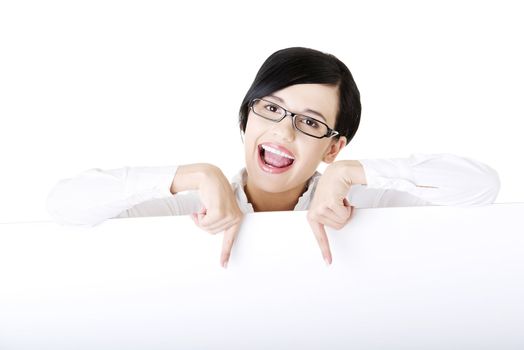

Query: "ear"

xmin=322 ymin=136 xmax=347 ymax=163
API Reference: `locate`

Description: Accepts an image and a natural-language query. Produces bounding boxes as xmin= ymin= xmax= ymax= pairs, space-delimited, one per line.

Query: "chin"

xmin=247 ymin=167 xmax=307 ymax=195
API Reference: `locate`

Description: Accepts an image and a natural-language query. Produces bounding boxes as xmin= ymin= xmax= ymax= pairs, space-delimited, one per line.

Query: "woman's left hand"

xmin=307 ymin=161 xmax=356 ymax=265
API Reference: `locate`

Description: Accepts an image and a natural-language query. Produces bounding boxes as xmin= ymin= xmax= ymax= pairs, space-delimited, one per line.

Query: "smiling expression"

xmin=244 ymin=83 xmax=346 ymax=196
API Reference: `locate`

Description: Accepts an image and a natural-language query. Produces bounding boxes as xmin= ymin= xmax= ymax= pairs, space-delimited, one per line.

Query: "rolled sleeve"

xmin=46 ymin=165 xmax=180 ymax=226
xmin=358 ymin=153 xmax=501 ymax=206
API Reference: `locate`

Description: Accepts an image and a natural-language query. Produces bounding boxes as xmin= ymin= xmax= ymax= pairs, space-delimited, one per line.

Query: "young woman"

xmin=46 ymin=47 xmax=501 ymax=268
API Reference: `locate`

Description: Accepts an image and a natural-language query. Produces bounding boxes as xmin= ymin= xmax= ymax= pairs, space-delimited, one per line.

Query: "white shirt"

xmin=46 ymin=153 xmax=501 ymax=227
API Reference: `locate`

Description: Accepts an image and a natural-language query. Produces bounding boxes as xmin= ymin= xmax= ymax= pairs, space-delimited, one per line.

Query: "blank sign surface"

xmin=0 ymin=204 xmax=523 ymax=350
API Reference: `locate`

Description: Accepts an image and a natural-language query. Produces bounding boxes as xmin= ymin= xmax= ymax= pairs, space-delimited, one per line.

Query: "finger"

xmin=316 ymin=212 xmax=346 ymax=230
xmin=348 ymin=205 xmax=355 ymax=220
xmin=328 ymin=205 xmax=349 ymax=223
xmin=195 ymin=211 xmax=225 ymax=230
xmin=336 ymin=198 xmax=354 ymax=225
xmin=192 ymin=212 xmax=212 ymax=230
xmin=192 ymin=212 xmax=225 ymax=234
xmin=308 ymin=219 xmax=332 ymax=265
xmin=199 ymin=216 xmax=234 ymax=233
xmin=328 ymin=199 xmax=353 ymax=222
xmin=194 ymin=215 xmax=239 ymax=237
xmin=191 ymin=212 xmax=199 ymax=225
xmin=192 ymin=207 xmax=207 ymax=225
xmin=312 ymin=207 xmax=347 ymax=229
xmin=323 ymin=206 xmax=348 ymax=226
xmin=202 ymin=226 xmax=226 ymax=235
xmin=221 ymin=221 xmax=241 ymax=268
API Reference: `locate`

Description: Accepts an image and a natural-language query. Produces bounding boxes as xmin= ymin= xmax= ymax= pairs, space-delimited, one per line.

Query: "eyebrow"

xmin=266 ymin=94 xmax=327 ymax=122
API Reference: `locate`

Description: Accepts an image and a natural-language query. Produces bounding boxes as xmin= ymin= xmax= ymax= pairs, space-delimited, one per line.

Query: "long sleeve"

xmin=349 ymin=153 xmax=501 ymax=208
xmin=46 ymin=166 xmax=202 ymax=227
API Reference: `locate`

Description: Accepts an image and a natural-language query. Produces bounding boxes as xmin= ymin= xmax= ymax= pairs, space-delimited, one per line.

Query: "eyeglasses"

xmin=249 ymin=98 xmax=340 ymax=139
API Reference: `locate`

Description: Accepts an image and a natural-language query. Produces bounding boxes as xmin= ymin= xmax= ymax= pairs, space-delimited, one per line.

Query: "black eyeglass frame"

xmin=249 ymin=98 xmax=340 ymax=139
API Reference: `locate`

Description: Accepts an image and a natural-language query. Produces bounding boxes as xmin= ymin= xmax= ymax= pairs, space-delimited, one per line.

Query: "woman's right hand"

xmin=170 ymin=164 xmax=243 ymax=269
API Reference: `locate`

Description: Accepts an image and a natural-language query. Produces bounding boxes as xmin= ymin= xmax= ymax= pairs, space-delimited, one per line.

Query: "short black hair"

xmin=238 ymin=47 xmax=361 ymax=145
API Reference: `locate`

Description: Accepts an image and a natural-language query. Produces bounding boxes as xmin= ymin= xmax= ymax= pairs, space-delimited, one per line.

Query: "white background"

xmin=1 ymin=0 xmax=523 ymax=223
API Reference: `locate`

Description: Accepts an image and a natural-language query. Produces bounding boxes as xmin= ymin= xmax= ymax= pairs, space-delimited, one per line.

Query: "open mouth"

xmin=258 ymin=143 xmax=295 ymax=173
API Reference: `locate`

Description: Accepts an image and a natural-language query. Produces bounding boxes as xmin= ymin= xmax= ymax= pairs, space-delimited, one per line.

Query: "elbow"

xmin=484 ymin=167 xmax=501 ymax=203
xmin=454 ymin=154 xmax=501 ymax=206
xmin=466 ymin=167 xmax=501 ymax=206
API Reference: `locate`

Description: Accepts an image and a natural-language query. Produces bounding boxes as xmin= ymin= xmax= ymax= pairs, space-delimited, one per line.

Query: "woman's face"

xmin=244 ymin=83 xmax=346 ymax=194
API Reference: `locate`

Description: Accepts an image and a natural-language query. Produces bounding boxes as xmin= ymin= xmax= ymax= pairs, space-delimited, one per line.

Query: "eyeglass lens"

xmin=252 ymin=99 xmax=330 ymax=138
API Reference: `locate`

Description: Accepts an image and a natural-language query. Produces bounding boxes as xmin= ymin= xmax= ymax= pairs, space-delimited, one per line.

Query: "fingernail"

xmin=324 ymin=257 xmax=331 ymax=266
xmin=223 ymin=261 xmax=228 ymax=269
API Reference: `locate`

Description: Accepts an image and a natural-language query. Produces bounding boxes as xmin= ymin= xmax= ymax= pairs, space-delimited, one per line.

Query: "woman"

xmin=46 ymin=47 xmax=501 ymax=268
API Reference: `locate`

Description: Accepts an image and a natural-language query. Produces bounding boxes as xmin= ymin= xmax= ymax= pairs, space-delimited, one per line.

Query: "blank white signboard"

xmin=1 ymin=203 xmax=523 ymax=349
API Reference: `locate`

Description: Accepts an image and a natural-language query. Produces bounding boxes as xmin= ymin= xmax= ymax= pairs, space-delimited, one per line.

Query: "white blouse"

xmin=46 ymin=153 xmax=501 ymax=227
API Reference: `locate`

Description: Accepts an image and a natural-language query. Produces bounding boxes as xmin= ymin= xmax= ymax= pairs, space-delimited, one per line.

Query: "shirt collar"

xmin=230 ymin=168 xmax=322 ymax=213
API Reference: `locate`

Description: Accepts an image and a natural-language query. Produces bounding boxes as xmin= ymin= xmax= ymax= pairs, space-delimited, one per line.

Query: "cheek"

xmin=244 ymin=113 xmax=256 ymax=136
xmin=244 ymin=115 xmax=267 ymax=145
xmin=297 ymin=142 xmax=327 ymax=168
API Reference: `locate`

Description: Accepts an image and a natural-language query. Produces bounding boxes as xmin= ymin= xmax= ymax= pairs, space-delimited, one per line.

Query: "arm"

xmin=307 ymin=153 xmax=501 ymax=265
xmin=46 ymin=164 xmax=204 ymax=227
xmin=47 ymin=163 xmax=242 ymax=268
xmin=344 ymin=153 xmax=501 ymax=206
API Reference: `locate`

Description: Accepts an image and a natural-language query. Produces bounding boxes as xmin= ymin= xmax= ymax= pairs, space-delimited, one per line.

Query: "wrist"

xmin=170 ymin=163 xmax=218 ymax=194
xmin=330 ymin=160 xmax=367 ymax=186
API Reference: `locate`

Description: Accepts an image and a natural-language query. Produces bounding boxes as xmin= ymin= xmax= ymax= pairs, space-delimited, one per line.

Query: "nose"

xmin=270 ymin=113 xmax=295 ymax=142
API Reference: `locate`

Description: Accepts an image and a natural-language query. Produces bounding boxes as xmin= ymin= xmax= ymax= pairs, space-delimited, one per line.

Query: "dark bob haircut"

xmin=238 ymin=47 xmax=361 ymax=145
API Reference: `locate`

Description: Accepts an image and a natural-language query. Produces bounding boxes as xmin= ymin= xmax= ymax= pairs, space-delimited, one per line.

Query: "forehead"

xmin=263 ymin=84 xmax=339 ymax=124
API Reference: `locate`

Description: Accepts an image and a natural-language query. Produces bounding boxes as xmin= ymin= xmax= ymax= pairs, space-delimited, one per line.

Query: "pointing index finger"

xmin=220 ymin=221 xmax=241 ymax=268
xmin=308 ymin=219 xmax=333 ymax=265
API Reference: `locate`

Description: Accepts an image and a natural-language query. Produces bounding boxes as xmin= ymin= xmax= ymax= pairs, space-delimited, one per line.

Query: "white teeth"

xmin=261 ymin=144 xmax=295 ymax=160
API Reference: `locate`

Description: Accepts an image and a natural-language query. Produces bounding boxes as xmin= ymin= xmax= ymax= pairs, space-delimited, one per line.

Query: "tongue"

xmin=263 ymin=150 xmax=293 ymax=168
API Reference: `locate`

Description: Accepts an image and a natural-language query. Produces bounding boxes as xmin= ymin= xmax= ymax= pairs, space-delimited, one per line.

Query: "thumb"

xmin=196 ymin=207 xmax=208 ymax=224
xmin=191 ymin=212 xmax=198 ymax=225
xmin=343 ymin=197 xmax=353 ymax=217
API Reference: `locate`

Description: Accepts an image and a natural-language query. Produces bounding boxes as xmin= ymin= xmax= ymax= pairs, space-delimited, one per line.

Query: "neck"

xmin=244 ymin=179 xmax=308 ymax=212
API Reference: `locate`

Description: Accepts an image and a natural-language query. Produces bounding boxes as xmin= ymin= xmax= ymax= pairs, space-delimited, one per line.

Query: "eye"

xmin=264 ymin=103 xmax=280 ymax=113
xmin=303 ymin=118 xmax=320 ymax=129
